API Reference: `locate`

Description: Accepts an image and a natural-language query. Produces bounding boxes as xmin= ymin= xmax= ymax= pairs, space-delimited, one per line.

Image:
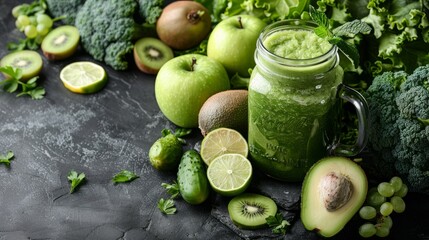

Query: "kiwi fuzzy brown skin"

xmin=156 ymin=1 xmax=211 ymax=50
xmin=198 ymin=89 xmax=248 ymax=137
xmin=133 ymin=37 xmax=174 ymax=75
xmin=41 ymin=25 xmax=80 ymax=60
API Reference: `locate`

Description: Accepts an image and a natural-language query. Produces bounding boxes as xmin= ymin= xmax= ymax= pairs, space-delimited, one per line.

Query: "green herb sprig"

xmin=0 ymin=66 xmax=45 ymax=99
xmin=112 ymin=170 xmax=139 ymax=184
xmin=161 ymin=181 xmax=180 ymax=199
xmin=158 ymin=198 xmax=177 ymax=215
xmin=266 ymin=212 xmax=291 ymax=235
xmin=0 ymin=151 xmax=15 ymax=167
xmin=67 ymin=170 xmax=86 ymax=194
xmin=309 ymin=6 xmax=371 ymax=68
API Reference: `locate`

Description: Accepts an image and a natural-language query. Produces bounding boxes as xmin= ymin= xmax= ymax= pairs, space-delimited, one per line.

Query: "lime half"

xmin=60 ymin=61 xmax=107 ymax=94
xmin=200 ymin=128 xmax=248 ymax=166
xmin=207 ymin=153 xmax=252 ymax=197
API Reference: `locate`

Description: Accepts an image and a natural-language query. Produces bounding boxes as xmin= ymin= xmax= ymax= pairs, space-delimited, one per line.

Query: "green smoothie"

xmin=248 ymin=26 xmax=344 ymax=181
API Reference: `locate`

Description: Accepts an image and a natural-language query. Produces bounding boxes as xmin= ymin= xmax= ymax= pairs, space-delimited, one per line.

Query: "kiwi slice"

xmin=133 ymin=37 xmax=174 ymax=74
xmin=41 ymin=25 xmax=80 ymax=60
xmin=228 ymin=193 xmax=278 ymax=229
xmin=0 ymin=50 xmax=43 ymax=81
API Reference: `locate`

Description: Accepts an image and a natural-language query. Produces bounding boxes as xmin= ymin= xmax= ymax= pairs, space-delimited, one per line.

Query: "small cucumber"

xmin=177 ymin=150 xmax=210 ymax=205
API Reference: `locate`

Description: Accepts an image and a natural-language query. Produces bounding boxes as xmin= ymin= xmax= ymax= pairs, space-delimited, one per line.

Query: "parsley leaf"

xmin=158 ymin=198 xmax=177 ymax=215
xmin=67 ymin=170 xmax=86 ymax=193
xmin=266 ymin=212 xmax=291 ymax=235
xmin=112 ymin=170 xmax=139 ymax=183
xmin=161 ymin=182 xmax=180 ymax=199
xmin=0 ymin=151 xmax=15 ymax=167
xmin=0 ymin=66 xmax=45 ymax=99
xmin=160 ymin=128 xmax=192 ymax=144
xmin=309 ymin=5 xmax=371 ymax=68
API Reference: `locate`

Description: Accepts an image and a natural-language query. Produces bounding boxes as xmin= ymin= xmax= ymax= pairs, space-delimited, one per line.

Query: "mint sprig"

xmin=309 ymin=6 xmax=371 ymax=68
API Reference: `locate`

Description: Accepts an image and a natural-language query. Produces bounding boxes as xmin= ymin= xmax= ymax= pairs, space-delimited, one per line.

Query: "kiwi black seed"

xmin=228 ymin=193 xmax=278 ymax=229
xmin=0 ymin=50 xmax=43 ymax=81
xmin=41 ymin=25 xmax=80 ymax=60
xmin=133 ymin=37 xmax=174 ymax=74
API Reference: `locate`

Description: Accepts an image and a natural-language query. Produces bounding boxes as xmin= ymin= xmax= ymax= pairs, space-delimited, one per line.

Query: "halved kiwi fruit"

xmin=228 ymin=193 xmax=278 ymax=229
xmin=0 ymin=50 xmax=43 ymax=81
xmin=41 ymin=25 xmax=80 ymax=60
xmin=133 ymin=37 xmax=174 ymax=74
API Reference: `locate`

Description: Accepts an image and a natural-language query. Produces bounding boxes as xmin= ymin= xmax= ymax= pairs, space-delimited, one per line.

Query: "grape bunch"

xmin=9 ymin=1 xmax=56 ymax=50
xmin=358 ymin=176 xmax=408 ymax=238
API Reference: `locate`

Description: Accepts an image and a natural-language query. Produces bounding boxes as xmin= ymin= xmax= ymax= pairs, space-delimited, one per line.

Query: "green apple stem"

xmin=191 ymin=57 xmax=197 ymax=71
xmin=238 ymin=16 xmax=243 ymax=29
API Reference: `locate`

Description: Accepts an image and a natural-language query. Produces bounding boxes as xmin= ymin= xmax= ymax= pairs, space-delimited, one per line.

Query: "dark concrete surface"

xmin=0 ymin=1 xmax=428 ymax=240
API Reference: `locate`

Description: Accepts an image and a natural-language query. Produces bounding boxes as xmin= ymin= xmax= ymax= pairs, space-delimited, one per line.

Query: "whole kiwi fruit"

xmin=156 ymin=1 xmax=211 ymax=50
xmin=198 ymin=89 xmax=248 ymax=137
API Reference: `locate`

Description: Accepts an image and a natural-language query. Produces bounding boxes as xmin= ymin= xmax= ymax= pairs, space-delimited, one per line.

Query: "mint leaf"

xmin=333 ymin=20 xmax=372 ymax=38
xmin=173 ymin=128 xmax=192 ymax=138
xmin=0 ymin=151 xmax=14 ymax=167
xmin=314 ymin=26 xmax=331 ymax=38
xmin=158 ymin=198 xmax=177 ymax=215
xmin=309 ymin=5 xmax=329 ymax=29
xmin=330 ymin=38 xmax=360 ymax=70
xmin=112 ymin=170 xmax=139 ymax=183
xmin=67 ymin=170 xmax=86 ymax=193
xmin=161 ymin=182 xmax=180 ymax=199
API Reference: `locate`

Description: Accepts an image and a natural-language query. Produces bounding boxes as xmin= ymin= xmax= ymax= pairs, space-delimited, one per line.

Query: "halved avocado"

xmin=301 ymin=156 xmax=368 ymax=238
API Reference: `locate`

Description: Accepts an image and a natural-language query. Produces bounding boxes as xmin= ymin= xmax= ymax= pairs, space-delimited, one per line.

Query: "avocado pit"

xmin=319 ymin=172 xmax=353 ymax=212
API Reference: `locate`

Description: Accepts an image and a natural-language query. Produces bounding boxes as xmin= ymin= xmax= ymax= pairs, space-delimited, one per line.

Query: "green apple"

xmin=207 ymin=15 xmax=267 ymax=77
xmin=155 ymin=54 xmax=230 ymax=128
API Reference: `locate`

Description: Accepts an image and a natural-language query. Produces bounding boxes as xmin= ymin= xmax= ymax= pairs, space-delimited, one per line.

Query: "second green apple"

xmin=207 ymin=15 xmax=267 ymax=77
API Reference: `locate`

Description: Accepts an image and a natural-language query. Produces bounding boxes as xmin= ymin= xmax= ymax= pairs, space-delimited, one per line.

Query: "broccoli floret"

xmin=75 ymin=0 xmax=144 ymax=70
xmin=366 ymin=64 xmax=429 ymax=194
xmin=365 ymin=71 xmax=407 ymax=151
xmin=138 ymin=0 xmax=164 ymax=25
xmin=45 ymin=0 xmax=86 ymax=25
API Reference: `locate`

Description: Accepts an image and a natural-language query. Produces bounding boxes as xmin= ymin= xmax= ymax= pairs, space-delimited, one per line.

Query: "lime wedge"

xmin=60 ymin=61 xmax=107 ymax=94
xmin=207 ymin=153 xmax=252 ymax=197
xmin=200 ymin=128 xmax=248 ymax=166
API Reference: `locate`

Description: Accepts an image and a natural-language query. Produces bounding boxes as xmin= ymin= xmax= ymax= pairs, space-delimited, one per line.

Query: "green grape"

xmin=378 ymin=182 xmax=395 ymax=197
xmin=378 ymin=215 xmax=393 ymax=229
xmin=359 ymin=206 xmax=377 ymax=220
xmin=17 ymin=15 xmax=30 ymax=27
xmin=15 ymin=19 xmax=25 ymax=31
xmin=29 ymin=16 xmax=37 ymax=26
xmin=36 ymin=14 xmax=53 ymax=29
xmin=390 ymin=176 xmax=403 ymax=192
xmin=380 ymin=202 xmax=394 ymax=216
xmin=395 ymin=183 xmax=408 ymax=198
xmin=24 ymin=25 xmax=38 ymax=39
xmin=359 ymin=223 xmax=376 ymax=238
xmin=36 ymin=24 xmax=50 ymax=36
xmin=12 ymin=5 xmax=23 ymax=18
xmin=375 ymin=226 xmax=390 ymax=237
xmin=390 ymin=196 xmax=406 ymax=213
xmin=366 ymin=188 xmax=386 ymax=208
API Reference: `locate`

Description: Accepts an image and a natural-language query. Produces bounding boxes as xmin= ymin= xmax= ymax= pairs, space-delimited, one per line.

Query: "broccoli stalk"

xmin=74 ymin=0 xmax=144 ymax=70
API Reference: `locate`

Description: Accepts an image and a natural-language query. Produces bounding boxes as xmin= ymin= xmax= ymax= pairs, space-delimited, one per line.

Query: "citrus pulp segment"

xmin=60 ymin=61 xmax=107 ymax=94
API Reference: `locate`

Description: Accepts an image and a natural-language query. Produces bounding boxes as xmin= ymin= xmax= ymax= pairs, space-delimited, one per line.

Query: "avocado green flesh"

xmin=300 ymin=157 xmax=368 ymax=238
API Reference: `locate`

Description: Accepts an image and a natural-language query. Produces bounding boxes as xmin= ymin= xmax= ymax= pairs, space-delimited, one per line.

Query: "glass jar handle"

xmin=329 ymin=84 xmax=369 ymax=156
